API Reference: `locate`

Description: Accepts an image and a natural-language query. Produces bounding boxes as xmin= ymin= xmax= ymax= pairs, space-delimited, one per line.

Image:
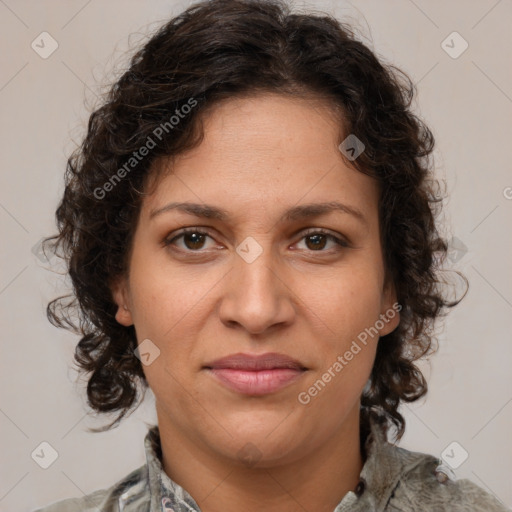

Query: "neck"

xmin=157 ymin=405 xmax=365 ymax=512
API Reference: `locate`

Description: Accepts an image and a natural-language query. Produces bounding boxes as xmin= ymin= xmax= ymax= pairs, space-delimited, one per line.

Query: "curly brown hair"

xmin=44 ymin=0 xmax=464 ymax=439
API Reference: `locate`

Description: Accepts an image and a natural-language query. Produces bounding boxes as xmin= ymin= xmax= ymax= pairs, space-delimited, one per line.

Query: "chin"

xmin=220 ymin=433 xmax=304 ymax=469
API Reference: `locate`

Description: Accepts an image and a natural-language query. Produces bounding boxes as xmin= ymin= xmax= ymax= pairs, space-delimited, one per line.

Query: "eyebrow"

xmin=149 ymin=200 xmax=367 ymax=225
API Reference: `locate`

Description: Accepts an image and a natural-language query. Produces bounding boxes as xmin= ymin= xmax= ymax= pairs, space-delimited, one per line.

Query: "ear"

xmin=378 ymin=277 xmax=401 ymax=337
xmin=111 ymin=276 xmax=134 ymax=327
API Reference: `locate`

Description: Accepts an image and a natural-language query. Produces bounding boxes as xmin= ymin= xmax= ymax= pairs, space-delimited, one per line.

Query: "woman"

xmin=35 ymin=0 xmax=508 ymax=510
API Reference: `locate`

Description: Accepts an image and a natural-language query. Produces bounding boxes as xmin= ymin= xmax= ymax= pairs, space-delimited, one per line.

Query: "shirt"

xmin=33 ymin=414 xmax=509 ymax=512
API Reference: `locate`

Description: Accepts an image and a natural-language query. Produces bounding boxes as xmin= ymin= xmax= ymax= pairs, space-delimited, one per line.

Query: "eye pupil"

xmin=306 ymin=234 xmax=326 ymax=250
xmin=184 ymin=232 xmax=206 ymax=250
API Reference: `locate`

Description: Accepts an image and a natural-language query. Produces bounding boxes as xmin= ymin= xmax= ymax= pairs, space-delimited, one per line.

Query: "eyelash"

xmin=163 ymin=227 xmax=349 ymax=253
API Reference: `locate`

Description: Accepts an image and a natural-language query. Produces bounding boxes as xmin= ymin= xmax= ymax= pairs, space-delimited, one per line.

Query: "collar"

xmin=142 ymin=413 xmax=423 ymax=512
xmin=144 ymin=426 xmax=201 ymax=511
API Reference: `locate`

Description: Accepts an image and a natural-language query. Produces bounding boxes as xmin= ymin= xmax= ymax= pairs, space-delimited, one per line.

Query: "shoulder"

xmin=32 ymin=465 xmax=149 ymax=512
xmin=386 ymin=445 xmax=509 ymax=512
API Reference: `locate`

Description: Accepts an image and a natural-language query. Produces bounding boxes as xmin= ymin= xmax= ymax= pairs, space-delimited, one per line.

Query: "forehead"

xmin=142 ymin=93 xmax=378 ymax=224
xmin=193 ymin=93 xmax=344 ymax=160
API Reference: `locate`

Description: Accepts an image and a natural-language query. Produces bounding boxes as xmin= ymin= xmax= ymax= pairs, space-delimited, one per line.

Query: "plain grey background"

xmin=0 ymin=1 xmax=511 ymax=510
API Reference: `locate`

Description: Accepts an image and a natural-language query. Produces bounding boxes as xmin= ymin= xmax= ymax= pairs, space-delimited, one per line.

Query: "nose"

xmin=218 ymin=242 xmax=296 ymax=336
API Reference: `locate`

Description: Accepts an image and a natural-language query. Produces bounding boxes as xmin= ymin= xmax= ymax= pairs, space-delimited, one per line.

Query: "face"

xmin=113 ymin=93 xmax=399 ymax=468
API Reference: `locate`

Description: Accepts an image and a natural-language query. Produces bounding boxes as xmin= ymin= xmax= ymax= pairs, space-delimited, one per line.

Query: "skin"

xmin=112 ymin=93 xmax=400 ymax=512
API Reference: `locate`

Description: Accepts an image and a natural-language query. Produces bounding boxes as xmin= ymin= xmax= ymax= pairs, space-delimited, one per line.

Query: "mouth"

xmin=203 ymin=352 xmax=308 ymax=396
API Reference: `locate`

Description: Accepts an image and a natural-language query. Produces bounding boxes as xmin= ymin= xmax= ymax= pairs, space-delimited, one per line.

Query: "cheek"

xmin=127 ymin=256 xmax=222 ymax=389
xmin=310 ymin=271 xmax=384 ymax=339
xmin=128 ymin=251 xmax=213 ymax=336
xmin=301 ymin=269 xmax=383 ymax=398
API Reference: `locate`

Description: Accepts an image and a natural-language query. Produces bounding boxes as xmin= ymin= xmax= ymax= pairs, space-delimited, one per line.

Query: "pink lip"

xmin=204 ymin=353 xmax=307 ymax=396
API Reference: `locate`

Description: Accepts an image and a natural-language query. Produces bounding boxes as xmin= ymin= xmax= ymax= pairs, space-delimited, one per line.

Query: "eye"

xmin=294 ymin=229 xmax=349 ymax=252
xmin=164 ymin=228 xmax=217 ymax=251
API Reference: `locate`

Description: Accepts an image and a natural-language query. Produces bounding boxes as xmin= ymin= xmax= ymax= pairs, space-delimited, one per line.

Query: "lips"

xmin=205 ymin=352 xmax=307 ymax=371
xmin=204 ymin=353 xmax=307 ymax=396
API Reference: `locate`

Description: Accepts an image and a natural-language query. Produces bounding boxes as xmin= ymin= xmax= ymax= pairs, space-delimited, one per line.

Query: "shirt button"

xmin=434 ymin=462 xmax=456 ymax=484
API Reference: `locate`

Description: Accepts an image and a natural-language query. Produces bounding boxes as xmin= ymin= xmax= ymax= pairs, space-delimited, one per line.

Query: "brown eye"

xmin=297 ymin=230 xmax=348 ymax=252
xmin=164 ymin=229 xmax=214 ymax=251
xmin=304 ymin=234 xmax=328 ymax=251
xmin=182 ymin=232 xmax=207 ymax=250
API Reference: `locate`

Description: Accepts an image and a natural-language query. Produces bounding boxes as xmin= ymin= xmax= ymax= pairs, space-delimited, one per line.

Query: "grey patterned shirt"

xmin=34 ymin=415 xmax=509 ymax=512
